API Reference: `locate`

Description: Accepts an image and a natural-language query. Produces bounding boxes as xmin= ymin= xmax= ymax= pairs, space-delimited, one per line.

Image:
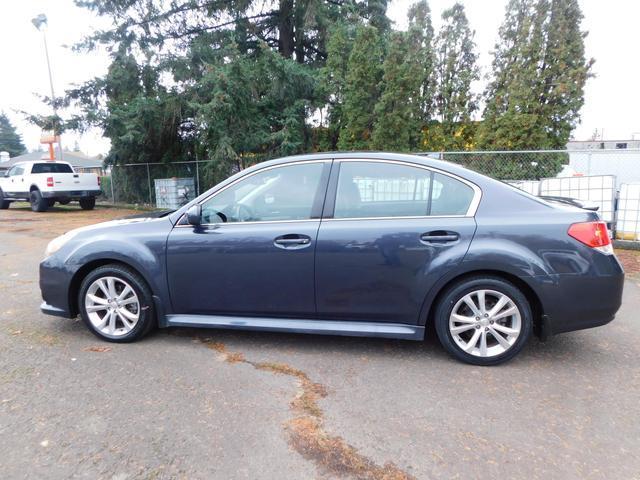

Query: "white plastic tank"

xmin=616 ymin=183 xmax=640 ymax=241
xmin=154 ymin=177 xmax=196 ymax=209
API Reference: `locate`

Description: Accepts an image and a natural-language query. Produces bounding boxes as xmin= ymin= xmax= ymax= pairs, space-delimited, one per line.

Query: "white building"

xmin=566 ymin=140 xmax=640 ymax=185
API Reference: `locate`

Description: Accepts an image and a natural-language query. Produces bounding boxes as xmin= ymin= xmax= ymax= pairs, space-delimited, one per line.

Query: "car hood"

xmin=62 ymin=215 xmax=167 ymax=240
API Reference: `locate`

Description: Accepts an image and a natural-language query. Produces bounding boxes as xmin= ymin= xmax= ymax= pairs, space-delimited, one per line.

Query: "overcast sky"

xmin=0 ymin=0 xmax=638 ymax=156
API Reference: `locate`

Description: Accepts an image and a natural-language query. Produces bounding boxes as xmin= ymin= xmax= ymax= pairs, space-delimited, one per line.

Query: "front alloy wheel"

xmin=78 ymin=264 xmax=155 ymax=342
xmin=85 ymin=276 xmax=140 ymax=337
xmin=434 ymin=276 xmax=532 ymax=366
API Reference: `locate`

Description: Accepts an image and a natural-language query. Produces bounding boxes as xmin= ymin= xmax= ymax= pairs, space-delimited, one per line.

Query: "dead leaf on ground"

xmin=83 ymin=346 xmax=112 ymax=353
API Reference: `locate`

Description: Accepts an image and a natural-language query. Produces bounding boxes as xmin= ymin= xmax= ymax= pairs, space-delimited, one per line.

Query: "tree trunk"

xmin=278 ymin=0 xmax=295 ymax=59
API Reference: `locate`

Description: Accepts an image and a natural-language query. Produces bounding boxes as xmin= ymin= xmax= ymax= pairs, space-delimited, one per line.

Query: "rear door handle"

xmin=420 ymin=232 xmax=459 ymax=243
xmin=274 ymin=234 xmax=312 ymax=249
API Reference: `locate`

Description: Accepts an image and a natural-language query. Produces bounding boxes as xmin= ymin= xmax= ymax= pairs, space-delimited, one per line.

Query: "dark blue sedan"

xmin=39 ymin=153 xmax=624 ymax=365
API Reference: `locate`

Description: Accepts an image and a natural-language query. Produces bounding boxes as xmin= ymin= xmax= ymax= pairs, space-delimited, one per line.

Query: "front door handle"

xmin=420 ymin=231 xmax=459 ymax=244
xmin=274 ymin=234 xmax=312 ymax=249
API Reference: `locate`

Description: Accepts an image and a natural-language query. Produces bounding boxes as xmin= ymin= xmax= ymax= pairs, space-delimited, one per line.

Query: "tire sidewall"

xmin=0 ymin=187 xmax=9 ymax=209
xmin=30 ymin=189 xmax=47 ymax=212
xmin=434 ymin=277 xmax=532 ymax=366
xmin=78 ymin=265 xmax=154 ymax=343
xmin=79 ymin=197 xmax=96 ymax=210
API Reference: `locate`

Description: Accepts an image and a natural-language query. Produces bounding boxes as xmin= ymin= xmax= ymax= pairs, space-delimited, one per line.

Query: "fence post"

xmin=110 ymin=166 xmax=115 ymax=204
xmin=587 ymin=151 xmax=592 ymax=175
xmin=195 ymin=160 xmax=201 ymax=196
xmin=146 ymin=163 xmax=152 ymax=206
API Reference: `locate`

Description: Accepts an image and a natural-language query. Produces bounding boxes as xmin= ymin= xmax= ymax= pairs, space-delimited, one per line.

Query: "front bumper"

xmin=41 ymin=190 xmax=101 ymax=199
xmin=39 ymin=256 xmax=75 ymax=318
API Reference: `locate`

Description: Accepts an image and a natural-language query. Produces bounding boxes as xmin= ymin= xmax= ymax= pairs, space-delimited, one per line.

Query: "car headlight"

xmin=45 ymin=230 xmax=79 ymax=258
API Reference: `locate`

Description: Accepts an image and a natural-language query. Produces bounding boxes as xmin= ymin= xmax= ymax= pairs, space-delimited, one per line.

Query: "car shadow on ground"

xmin=50 ymin=311 xmax=607 ymax=368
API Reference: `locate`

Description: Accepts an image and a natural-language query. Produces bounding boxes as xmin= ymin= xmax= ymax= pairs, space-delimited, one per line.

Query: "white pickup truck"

xmin=0 ymin=161 xmax=101 ymax=212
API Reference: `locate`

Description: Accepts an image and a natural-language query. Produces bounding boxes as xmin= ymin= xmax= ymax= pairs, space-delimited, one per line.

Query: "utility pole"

xmin=32 ymin=13 xmax=63 ymax=161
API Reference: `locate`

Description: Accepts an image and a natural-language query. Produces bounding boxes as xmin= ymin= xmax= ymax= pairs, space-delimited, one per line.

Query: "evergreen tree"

xmin=427 ymin=3 xmax=478 ymax=151
xmin=0 ymin=113 xmax=27 ymax=157
xmin=371 ymin=32 xmax=417 ymax=151
xmin=405 ymin=0 xmax=436 ymax=128
xmin=322 ymin=21 xmax=357 ymax=150
xmin=338 ymin=25 xmax=384 ymax=150
xmin=478 ymin=0 xmax=592 ymax=150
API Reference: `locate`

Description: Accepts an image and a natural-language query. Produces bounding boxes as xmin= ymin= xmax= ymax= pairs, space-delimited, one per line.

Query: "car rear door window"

xmin=200 ymin=162 xmax=325 ymax=223
xmin=8 ymin=166 xmax=23 ymax=176
xmin=430 ymin=172 xmax=475 ymax=216
xmin=333 ymin=162 xmax=475 ymax=218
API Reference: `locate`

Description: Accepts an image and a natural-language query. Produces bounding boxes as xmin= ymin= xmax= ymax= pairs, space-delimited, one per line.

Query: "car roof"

xmin=254 ymin=151 xmax=490 ymax=185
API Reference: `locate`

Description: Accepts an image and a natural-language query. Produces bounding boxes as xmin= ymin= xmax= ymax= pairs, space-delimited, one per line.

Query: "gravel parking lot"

xmin=1 ymin=205 xmax=640 ymax=480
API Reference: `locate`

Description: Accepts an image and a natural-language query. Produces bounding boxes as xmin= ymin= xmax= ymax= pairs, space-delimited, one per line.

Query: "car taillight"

xmin=568 ymin=221 xmax=613 ymax=254
xmin=47 ymin=177 xmax=54 ymax=187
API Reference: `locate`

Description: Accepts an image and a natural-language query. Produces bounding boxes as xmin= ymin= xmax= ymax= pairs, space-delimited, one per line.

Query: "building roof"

xmin=0 ymin=147 xmax=104 ymax=170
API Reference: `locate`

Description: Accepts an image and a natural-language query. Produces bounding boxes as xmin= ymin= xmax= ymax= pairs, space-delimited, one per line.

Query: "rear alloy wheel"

xmin=30 ymin=189 xmax=48 ymax=212
xmin=78 ymin=264 xmax=155 ymax=342
xmin=434 ymin=277 xmax=532 ymax=366
xmin=79 ymin=197 xmax=96 ymax=210
xmin=0 ymin=188 xmax=10 ymax=209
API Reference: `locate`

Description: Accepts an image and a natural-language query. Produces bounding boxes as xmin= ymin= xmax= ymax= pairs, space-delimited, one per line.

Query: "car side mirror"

xmin=186 ymin=204 xmax=202 ymax=226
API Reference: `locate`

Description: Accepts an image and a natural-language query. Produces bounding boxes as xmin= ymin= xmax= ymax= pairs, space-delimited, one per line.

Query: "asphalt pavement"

xmin=1 ymin=205 xmax=639 ymax=479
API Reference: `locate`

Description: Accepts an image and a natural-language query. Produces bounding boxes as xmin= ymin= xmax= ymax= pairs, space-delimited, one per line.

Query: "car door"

xmin=167 ymin=160 xmax=331 ymax=317
xmin=315 ymin=159 xmax=480 ymax=325
xmin=3 ymin=165 xmax=25 ymax=196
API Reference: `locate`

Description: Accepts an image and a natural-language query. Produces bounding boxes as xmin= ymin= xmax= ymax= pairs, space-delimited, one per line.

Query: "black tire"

xmin=434 ymin=276 xmax=532 ymax=366
xmin=78 ymin=263 xmax=156 ymax=343
xmin=30 ymin=189 xmax=48 ymax=212
xmin=79 ymin=197 xmax=96 ymax=210
xmin=0 ymin=188 xmax=10 ymax=209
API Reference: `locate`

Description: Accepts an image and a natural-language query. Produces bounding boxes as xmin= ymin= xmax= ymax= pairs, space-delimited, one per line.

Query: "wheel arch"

xmin=422 ymin=269 xmax=544 ymax=337
xmin=29 ymin=184 xmax=40 ymax=192
xmin=68 ymin=258 xmax=154 ymax=317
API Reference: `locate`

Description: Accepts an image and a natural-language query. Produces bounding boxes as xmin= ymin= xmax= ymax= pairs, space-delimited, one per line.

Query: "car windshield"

xmin=31 ymin=163 xmax=74 ymax=174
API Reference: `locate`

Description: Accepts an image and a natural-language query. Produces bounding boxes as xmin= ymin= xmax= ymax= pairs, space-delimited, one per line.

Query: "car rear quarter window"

xmin=333 ymin=162 xmax=475 ymax=219
xmin=31 ymin=163 xmax=74 ymax=174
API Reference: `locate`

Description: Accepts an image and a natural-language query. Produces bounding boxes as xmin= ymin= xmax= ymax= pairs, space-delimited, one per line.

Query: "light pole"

xmin=32 ymin=13 xmax=63 ymax=160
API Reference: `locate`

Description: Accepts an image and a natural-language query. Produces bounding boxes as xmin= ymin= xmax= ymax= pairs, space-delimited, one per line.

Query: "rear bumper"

xmin=40 ymin=301 xmax=72 ymax=318
xmin=41 ymin=190 xmax=101 ymax=199
xmin=532 ymin=259 xmax=624 ymax=336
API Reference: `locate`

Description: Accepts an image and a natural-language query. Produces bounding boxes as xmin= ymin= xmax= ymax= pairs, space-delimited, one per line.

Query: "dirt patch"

xmin=200 ymin=338 xmax=414 ymax=480
xmin=0 ymin=206 xmax=144 ymax=238
xmin=617 ymin=248 xmax=640 ymax=279
xmin=83 ymin=346 xmax=112 ymax=353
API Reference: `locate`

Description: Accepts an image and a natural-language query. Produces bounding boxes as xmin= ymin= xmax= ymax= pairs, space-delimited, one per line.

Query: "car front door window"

xmin=200 ymin=162 xmax=325 ymax=224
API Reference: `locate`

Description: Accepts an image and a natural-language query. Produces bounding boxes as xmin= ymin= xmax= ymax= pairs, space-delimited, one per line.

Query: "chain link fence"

xmin=98 ymin=149 xmax=640 ymax=208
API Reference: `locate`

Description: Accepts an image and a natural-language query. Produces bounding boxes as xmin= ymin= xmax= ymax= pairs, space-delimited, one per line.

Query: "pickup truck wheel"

xmin=78 ymin=264 xmax=156 ymax=342
xmin=79 ymin=197 xmax=96 ymax=210
xmin=0 ymin=188 xmax=10 ymax=209
xmin=30 ymin=190 xmax=48 ymax=212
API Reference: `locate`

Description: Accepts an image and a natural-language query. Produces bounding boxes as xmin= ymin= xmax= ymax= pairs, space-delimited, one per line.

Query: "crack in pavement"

xmin=200 ymin=339 xmax=415 ymax=480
